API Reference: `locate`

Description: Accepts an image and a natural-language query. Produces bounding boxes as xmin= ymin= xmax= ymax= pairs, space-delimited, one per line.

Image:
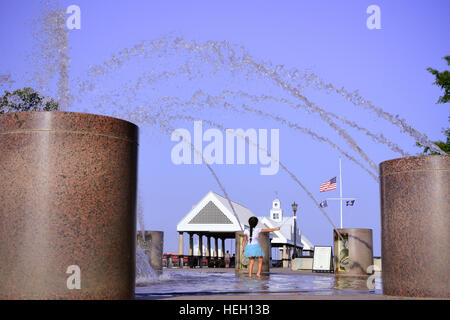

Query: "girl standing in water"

xmin=241 ymin=216 xmax=280 ymax=278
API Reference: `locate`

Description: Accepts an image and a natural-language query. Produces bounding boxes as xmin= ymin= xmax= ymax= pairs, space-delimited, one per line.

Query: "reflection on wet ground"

xmin=135 ymin=270 xmax=382 ymax=299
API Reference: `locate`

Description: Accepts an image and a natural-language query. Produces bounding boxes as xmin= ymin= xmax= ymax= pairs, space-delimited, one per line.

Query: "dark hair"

xmin=248 ymin=216 xmax=259 ymax=243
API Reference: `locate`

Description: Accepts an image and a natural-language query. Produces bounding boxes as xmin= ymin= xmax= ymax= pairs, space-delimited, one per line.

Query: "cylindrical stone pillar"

xmin=137 ymin=231 xmax=164 ymax=272
xmin=0 ymin=111 xmax=138 ymax=299
xmin=380 ymin=155 xmax=449 ymax=298
xmin=235 ymin=231 xmax=270 ymax=274
xmin=333 ymin=228 xmax=373 ymax=276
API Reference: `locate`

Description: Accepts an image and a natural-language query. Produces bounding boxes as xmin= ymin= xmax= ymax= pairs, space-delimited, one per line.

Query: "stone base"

xmin=380 ymin=155 xmax=449 ymax=298
xmin=0 ymin=111 xmax=138 ymax=299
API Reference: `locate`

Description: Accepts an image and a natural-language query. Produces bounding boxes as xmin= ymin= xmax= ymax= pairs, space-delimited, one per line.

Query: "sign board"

xmin=312 ymin=246 xmax=333 ymax=273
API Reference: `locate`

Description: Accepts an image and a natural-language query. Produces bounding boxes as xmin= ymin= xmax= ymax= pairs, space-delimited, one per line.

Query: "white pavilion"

xmin=176 ymin=190 xmax=313 ymax=267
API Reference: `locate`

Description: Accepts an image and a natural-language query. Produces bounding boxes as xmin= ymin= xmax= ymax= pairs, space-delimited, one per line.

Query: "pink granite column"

xmin=380 ymin=155 xmax=449 ymax=298
xmin=0 ymin=111 xmax=138 ymax=299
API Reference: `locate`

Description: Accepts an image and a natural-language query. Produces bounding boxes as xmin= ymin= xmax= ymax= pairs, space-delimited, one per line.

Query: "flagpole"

xmin=339 ymin=157 xmax=343 ymax=229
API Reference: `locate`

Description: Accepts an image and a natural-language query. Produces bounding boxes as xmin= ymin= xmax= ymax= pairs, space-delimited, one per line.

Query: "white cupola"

xmin=270 ymin=198 xmax=283 ymax=222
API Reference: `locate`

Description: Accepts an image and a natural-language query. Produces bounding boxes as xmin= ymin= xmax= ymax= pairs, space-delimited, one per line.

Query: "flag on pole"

xmin=320 ymin=177 xmax=337 ymax=192
xmin=319 ymin=200 xmax=328 ymax=208
xmin=346 ymin=200 xmax=355 ymax=206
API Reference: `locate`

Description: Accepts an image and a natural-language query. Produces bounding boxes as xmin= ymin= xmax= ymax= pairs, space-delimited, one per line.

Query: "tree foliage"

xmin=427 ymin=56 xmax=450 ymax=104
xmin=417 ymin=128 xmax=450 ymax=155
xmin=417 ymin=56 xmax=450 ymax=155
xmin=0 ymin=87 xmax=59 ymax=115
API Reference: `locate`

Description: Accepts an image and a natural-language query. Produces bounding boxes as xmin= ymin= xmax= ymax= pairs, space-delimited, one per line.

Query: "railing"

xmin=162 ymin=254 xmax=235 ymax=269
xmin=162 ymin=255 xmax=321 ymax=269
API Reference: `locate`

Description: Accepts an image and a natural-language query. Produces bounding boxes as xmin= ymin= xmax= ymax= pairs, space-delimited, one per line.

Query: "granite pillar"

xmin=333 ymin=228 xmax=373 ymax=276
xmin=137 ymin=231 xmax=163 ymax=272
xmin=0 ymin=111 xmax=138 ymax=299
xmin=380 ymin=155 xmax=449 ymax=298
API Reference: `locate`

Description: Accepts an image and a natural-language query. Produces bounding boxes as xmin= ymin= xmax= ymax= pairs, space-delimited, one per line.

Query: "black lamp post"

xmin=291 ymin=202 xmax=298 ymax=259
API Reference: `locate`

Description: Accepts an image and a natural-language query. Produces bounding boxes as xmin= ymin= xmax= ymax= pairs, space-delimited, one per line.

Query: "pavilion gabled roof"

xmin=177 ymin=191 xmax=263 ymax=233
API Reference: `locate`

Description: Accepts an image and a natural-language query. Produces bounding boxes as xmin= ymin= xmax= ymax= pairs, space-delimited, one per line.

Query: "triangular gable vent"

xmin=188 ymin=201 xmax=233 ymax=224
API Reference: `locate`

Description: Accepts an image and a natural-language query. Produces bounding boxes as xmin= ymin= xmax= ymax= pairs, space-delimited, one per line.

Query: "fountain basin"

xmin=380 ymin=155 xmax=449 ymax=298
xmin=0 ymin=111 xmax=138 ymax=299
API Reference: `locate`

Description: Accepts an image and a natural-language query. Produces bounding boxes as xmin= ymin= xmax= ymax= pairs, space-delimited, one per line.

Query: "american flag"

xmin=320 ymin=177 xmax=337 ymax=192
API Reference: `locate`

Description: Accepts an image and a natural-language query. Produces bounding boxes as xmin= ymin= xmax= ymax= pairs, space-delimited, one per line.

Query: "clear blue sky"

xmin=1 ymin=0 xmax=449 ymax=256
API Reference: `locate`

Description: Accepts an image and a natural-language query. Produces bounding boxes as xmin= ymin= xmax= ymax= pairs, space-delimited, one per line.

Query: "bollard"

xmin=235 ymin=231 xmax=270 ymax=275
xmin=380 ymin=155 xmax=449 ymax=298
xmin=333 ymin=228 xmax=373 ymax=276
xmin=137 ymin=231 xmax=164 ymax=273
xmin=0 ymin=111 xmax=138 ymax=299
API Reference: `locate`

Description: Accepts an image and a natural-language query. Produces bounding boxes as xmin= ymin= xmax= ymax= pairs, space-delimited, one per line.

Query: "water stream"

xmin=6 ymin=2 xmax=446 ymax=287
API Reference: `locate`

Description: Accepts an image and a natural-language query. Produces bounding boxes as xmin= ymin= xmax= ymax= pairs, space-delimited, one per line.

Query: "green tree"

xmin=417 ymin=56 xmax=450 ymax=155
xmin=427 ymin=56 xmax=450 ymax=104
xmin=418 ymin=128 xmax=450 ymax=155
xmin=0 ymin=87 xmax=59 ymax=115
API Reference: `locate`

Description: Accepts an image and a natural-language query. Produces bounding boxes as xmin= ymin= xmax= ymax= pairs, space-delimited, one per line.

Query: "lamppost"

xmin=291 ymin=202 xmax=298 ymax=259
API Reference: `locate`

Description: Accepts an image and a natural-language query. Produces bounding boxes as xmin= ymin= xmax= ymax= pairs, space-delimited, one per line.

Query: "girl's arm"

xmin=261 ymin=227 xmax=281 ymax=233
xmin=241 ymin=235 xmax=247 ymax=252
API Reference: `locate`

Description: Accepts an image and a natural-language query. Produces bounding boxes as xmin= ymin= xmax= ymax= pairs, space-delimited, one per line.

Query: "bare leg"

xmin=256 ymin=257 xmax=263 ymax=277
xmin=248 ymin=258 xmax=255 ymax=277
